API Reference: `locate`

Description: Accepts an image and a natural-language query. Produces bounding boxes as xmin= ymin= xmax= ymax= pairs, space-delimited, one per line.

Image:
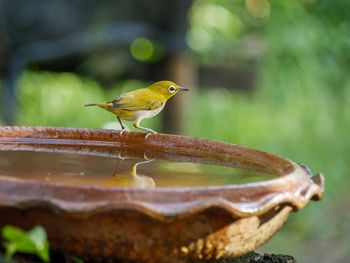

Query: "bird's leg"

xmin=133 ymin=122 xmax=157 ymax=133
xmin=132 ymin=158 xmax=154 ymax=173
xmin=116 ymin=116 xmax=127 ymax=136
xmin=111 ymin=151 xmax=127 ymax=177
xmin=133 ymin=121 xmax=157 ymax=140
xmin=117 ymin=116 xmax=126 ymax=129
xmin=143 ymin=152 xmax=153 ymax=161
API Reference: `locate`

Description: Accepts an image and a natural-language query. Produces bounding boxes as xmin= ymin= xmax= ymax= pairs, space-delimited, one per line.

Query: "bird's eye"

xmin=168 ymin=85 xmax=176 ymax=94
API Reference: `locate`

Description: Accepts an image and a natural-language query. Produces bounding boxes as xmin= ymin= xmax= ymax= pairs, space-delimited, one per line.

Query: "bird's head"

xmin=149 ymin=80 xmax=190 ymax=100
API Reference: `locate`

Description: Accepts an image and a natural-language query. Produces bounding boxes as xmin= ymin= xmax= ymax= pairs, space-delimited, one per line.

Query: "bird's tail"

xmin=84 ymin=103 xmax=98 ymax=107
xmin=84 ymin=102 xmax=112 ymax=109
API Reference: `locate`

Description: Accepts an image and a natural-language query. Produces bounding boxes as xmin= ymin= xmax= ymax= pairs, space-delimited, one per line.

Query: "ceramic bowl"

xmin=0 ymin=126 xmax=324 ymax=262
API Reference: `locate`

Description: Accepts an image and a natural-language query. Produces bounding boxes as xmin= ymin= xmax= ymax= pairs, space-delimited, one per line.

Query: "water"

xmin=0 ymin=150 xmax=274 ymax=188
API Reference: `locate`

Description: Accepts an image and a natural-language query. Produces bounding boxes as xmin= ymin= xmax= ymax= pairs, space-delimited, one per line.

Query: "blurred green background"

xmin=1 ymin=0 xmax=350 ymax=262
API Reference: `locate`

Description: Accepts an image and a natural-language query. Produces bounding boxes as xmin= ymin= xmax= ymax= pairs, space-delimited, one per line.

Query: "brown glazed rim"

xmin=0 ymin=126 xmax=325 ymax=221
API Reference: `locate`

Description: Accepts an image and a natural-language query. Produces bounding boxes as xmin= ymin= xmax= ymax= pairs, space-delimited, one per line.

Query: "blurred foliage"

xmin=1 ymin=225 xmax=49 ymax=262
xmin=186 ymin=0 xmax=350 ymax=262
xmin=72 ymin=256 xmax=85 ymax=263
xmin=16 ymin=72 xmax=160 ymax=131
xmin=5 ymin=0 xmax=350 ymax=262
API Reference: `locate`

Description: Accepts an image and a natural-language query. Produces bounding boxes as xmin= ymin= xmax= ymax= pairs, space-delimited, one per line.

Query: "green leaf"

xmin=1 ymin=225 xmax=50 ymax=262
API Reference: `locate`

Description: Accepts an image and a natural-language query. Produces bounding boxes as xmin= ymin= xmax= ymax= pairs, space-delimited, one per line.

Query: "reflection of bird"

xmin=111 ymin=159 xmax=156 ymax=189
xmin=85 ymin=80 xmax=189 ymax=134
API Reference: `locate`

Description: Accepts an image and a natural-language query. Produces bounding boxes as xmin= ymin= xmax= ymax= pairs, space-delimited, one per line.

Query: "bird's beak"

xmin=179 ymin=87 xmax=190 ymax=91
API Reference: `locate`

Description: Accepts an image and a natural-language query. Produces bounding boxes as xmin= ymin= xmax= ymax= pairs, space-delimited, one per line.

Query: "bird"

xmin=85 ymin=80 xmax=189 ymax=134
xmin=109 ymin=159 xmax=156 ymax=189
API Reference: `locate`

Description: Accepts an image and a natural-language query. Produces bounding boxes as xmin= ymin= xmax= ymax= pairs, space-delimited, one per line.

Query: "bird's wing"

xmin=108 ymin=90 xmax=163 ymax=111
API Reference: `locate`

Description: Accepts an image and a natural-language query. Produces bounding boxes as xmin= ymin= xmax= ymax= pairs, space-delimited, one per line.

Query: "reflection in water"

xmin=110 ymin=159 xmax=155 ymax=188
xmin=0 ymin=150 xmax=274 ymax=188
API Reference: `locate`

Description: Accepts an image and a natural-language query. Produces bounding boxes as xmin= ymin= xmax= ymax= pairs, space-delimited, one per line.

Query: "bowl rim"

xmin=0 ymin=126 xmax=325 ymax=220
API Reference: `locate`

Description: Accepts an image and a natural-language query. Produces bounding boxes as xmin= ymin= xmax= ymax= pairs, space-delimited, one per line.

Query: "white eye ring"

xmin=168 ymin=85 xmax=176 ymax=94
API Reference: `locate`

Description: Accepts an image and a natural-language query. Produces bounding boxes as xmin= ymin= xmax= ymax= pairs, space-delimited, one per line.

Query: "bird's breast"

xmin=135 ymin=104 xmax=165 ymax=121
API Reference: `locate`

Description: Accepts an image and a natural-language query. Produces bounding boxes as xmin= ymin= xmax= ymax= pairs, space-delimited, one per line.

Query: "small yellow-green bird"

xmin=85 ymin=80 xmax=189 ymax=133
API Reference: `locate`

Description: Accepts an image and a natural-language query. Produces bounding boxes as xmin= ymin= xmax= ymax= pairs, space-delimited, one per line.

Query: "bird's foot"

xmin=144 ymin=131 xmax=157 ymax=141
xmin=119 ymin=128 xmax=128 ymax=137
xmin=117 ymin=152 xmax=126 ymax=160
xmin=143 ymin=152 xmax=154 ymax=161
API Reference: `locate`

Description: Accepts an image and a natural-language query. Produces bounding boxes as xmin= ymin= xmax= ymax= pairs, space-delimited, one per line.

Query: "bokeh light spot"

xmin=245 ymin=0 xmax=270 ymax=19
xmin=186 ymin=27 xmax=213 ymax=52
xmin=130 ymin=38 xmax=154 ymax=62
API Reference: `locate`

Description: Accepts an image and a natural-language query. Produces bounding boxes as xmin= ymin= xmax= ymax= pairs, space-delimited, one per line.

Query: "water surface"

xmin=0 ymin=150 xmax=274 ymax=188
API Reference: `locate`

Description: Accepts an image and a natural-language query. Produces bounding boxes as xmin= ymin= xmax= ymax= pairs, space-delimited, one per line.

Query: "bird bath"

xmin=0 ymin=126 xmax=324 ymax=262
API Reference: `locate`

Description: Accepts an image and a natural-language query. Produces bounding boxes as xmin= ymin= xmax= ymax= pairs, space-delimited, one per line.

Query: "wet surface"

xmin=0 ymin=150 xmax=274 ymax=188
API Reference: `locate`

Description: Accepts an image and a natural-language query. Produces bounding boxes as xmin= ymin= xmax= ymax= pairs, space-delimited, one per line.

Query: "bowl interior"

xmin=0 ymin=127 xmax=295 ymax=190
xmin=0 ymin=143 xmax=279 ymax=189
